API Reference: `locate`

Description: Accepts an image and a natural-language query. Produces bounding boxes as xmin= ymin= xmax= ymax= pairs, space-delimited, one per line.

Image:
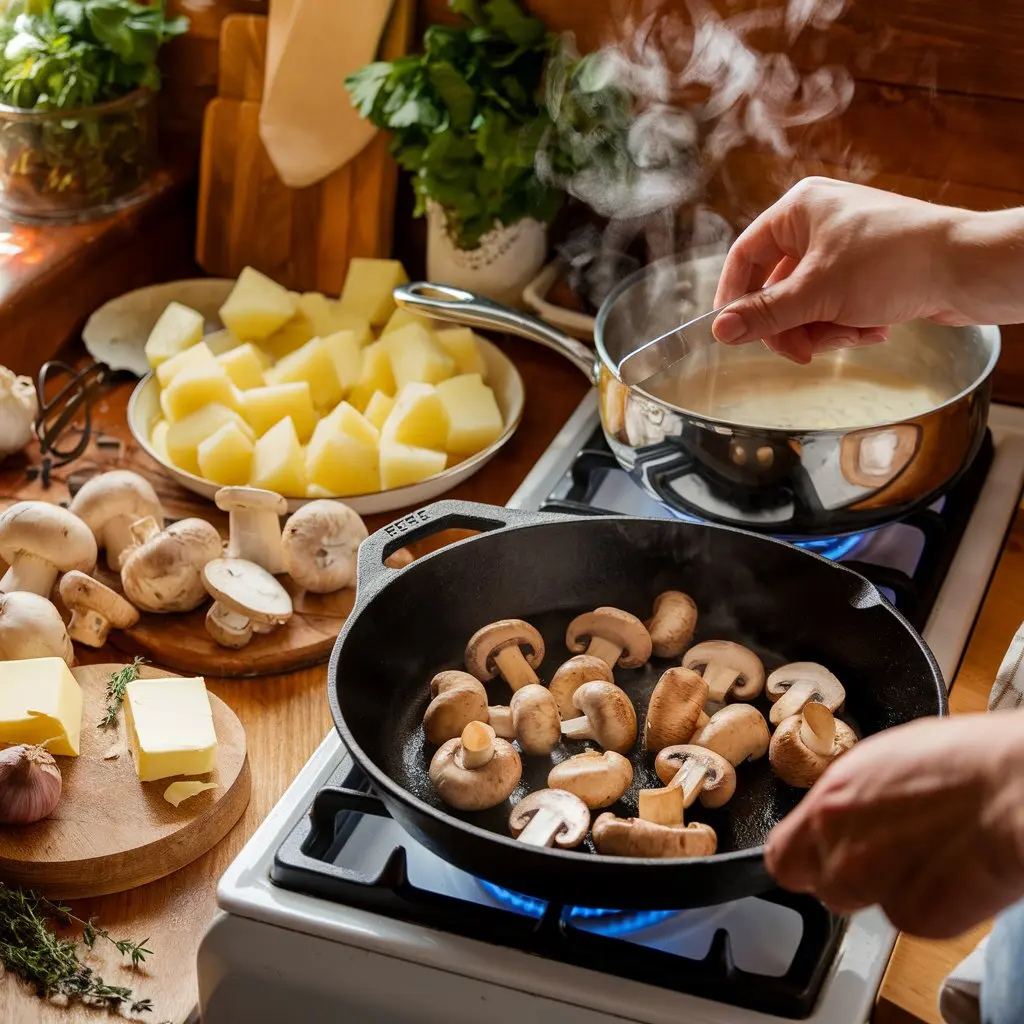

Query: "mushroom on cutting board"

xmin=654 ymin=744 xmax=737 ymax=809
xmin=0 ymin=591 xmax=73 ymax=664
xmin=693 ymin=704 xmax=771 ymax=767
xmin=645 ymin=591 xmax=698 ymax=658
xmin=281 ymin=500 xmax=368 ymax=593
xmin=770 ymin=703 xmax=858 ymax=788
xmin=592 ymin=814 xmax=717 ymax=858
xmin=215 ymin=486 xmax=288 ymax=575
xmin=120 ymin=516 xmax=223 ymax=613
xmin=423 ymin=671 xmax=488 ymax=745
xmin=549 ymin=655 xmax=613 ymax=719
xmin=565 ymin=607 xmax=652 ymax=669
xmin=69 ymin=470 xmax=164 ymax=571
xmin=0 ymin=502 xmax=96 ymax=597
xmin=429 ymin=721 xmax=522 ymax=812
xmin=644 ymin=667 xmax=709 ymax=752
xmin=547 ymin=750 xmax=632 ymax=809
xmin=682 ymin=640 xmax=765 ymax=704
xmin=510 ymin=684 xmax=560 ymax=755
xmin=766 ymin=662 xmax=846 ymax=725
xmin=560 ymin=682 xmax=637 ymax=754
xmin=508 ymin=789 xmax=590 ymax=848
xmin=465 ymin=619 xmax=545 ymax=692
xmin=202 ymin=558 xmax=293 ymax=648
xmin=59 ymin=571 xmax=139 ymax=647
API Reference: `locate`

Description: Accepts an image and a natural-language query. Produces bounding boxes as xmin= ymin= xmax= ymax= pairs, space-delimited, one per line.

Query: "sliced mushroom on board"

xmin=565 ymin=607 xmax=652 ymax=669
xmin=769 ymin=702 xmax=858 ymax=788
xmin=645 ymin=590 xmax=698 ymax=658
xmin=0 ymin=502 xmax=97 ymax=598
xmin=202 ymin=558 xmax=294 ymax=649
xmin=547 ymin=750 xmax=632 ymax=809
xmin=216 ymin=486 xmax=288 ymax=575
xmin=429 ymin=721 xmax=522 ymax=812
xmin=654 ymin=744 xmax=737 ymax=809
xmin=692 ymin=704 xmax=771 ymax=767
xmin=548 ymin=655 xmax=613 ymax=720
xmin=70 ymin=470 xmax=164 ymax=572
xmin=559 ymin=681 xmax=637 ymax=754
xmin=643 ymin=667 xmax=709 ymax=752
xmin=465 ymin=619 xmax=545 ymax=692
xmin=509 ymin=684 xmax=560 ymax=756
xmin=682 ymin=640 xmax=766 ymax=704
xmin=59 ymin=571 xmax=139 ymax=648
xmin=423 ymin=671 xmax=488 ymax=746
xmin=591 ymin=813 xmax=718 ymax=858
xmin=508 ymin=789 xmax=590 ymax=849
xmin=766 ymin=662 xmax=846 ymax=725
xmin=281 ymin=500 xmax=368 ymax=593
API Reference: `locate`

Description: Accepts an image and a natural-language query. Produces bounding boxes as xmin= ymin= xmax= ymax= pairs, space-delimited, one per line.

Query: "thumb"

xmin=712 ymin=272 xmax=824 ymax=346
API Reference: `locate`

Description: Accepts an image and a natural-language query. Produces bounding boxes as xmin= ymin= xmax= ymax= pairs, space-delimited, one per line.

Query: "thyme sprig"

xmin=98 ymin=655 xmax=146 ymax=728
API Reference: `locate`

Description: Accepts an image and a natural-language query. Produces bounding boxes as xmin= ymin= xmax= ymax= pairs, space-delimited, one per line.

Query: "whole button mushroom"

xmin=215 ymin=486 xmax=288 ymax=575
xmin=645 ymin=590 xmax=698 ymax=658
xmin=0 ymin=591 xmax=73 ymax=664
xmin=202 ymin=558 xmax=294 ymax=648
xmin=766 ymin=662 xmax=846 ymax=726
xmin=693 ymin=704 xmax=771 ymax=767
xmin=548 ymin=655 xmax=613 ymax=719
xmin=120 ymin=516 xmax=223 ymax=613
xmin=654 ymin=744 xmax=737 ymax=809
xmin=643 ymin=667 xmax=709 ymax=752
xmin=683 ymin=640 xmax=765 ymax=704
xmin=423 ymin=670 xmax=488 ymax=745
xmin=559 ymin=681 xmax=637 ymax=754
xmin=509 ymin=684 xmax=560 ymax=756
xmin=770 ymin=702 xmax=858 ymax=788
xmin=281 ymin=500 xmax=368 ymax=593
xmin=508 ymin=789 xmax=590 ymax=849
xmin=465 ymin=619 xmax=545 ymax=693
xmin=69 ymin=470 xmax=164 ymax=571
xmin=591 ymin=813 xmax=717 ymax=858
xmin=0 ymin=502 xmax=97 ymax=598
xmin=429 ymin=721 xmax=522 ymax=812
xmin=565 ymin=607 xmax=652 ymax=670
xmin=548 ymin=750 xmax=633 ymax=809
xmin=59 ymin=571 xmax=139 ymax=648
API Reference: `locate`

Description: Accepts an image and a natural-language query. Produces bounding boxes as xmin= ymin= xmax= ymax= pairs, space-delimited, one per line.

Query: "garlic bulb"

xmin=0 ymin=744 xmax=62 ymax=824
xmin=0 ymin=366 xmax=37 ymax=460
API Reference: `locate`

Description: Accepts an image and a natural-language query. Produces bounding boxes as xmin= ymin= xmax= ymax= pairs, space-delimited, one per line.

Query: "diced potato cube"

xmin=363 ymin=391 xmax=394 ymax=431
xmin=197 ymin=420 xmax=255 ymax=486
xmin=156 ymin=342 xmax=217 ymax=388
xmin=242 ymin=382 xmax=318 ymax=442
xmin=219 ymin=267 xmax=298 ymax=341
xmin=435 ymin=328 xmax=488 ymax=379
xmin=250 ymin=417 xmax=307 ymax=495
xmin=166 ymin=403 xmax=253 ymax=475
xmin=203 ymin=328 xmax=241 ymax=356
xmin=339 ymin=258 xmax=409 ymax=326
xmin=356 ymin=339 xmax=396 ymax=399
xmin=380 ymin=441 xmax=447 ymax=490
xmin=381 ymin=383 xmax=448 ymax=450
xmin=306 ymin=432 xmax=380 ymax=496
xmin=150 ymin=418 xmax=170 ymax=462
xmin=386 ymin=324 xmax=455 ymax=390
xmin=381 ymin=307 xmax=436 ymax=336
xmin=265 ymin=337 xmax=343 ymax=411
xmin=436 ymin=374 xmax=505 ymax=456
xmin=320 ymin=330 xmax=364 ymax=393
xmin=316 ymin=401 xmax=380 ymax=446
xmin=145 ymin=302 xmax=204 ymax=367
xmin=298 ymin=293 xmax=373 ymax=346
xmin=217 ymin=343 xmax=266 ymax=390
xmin=161 ymin=364 xmax=240 ymax=423
xmin=306 ymin=483 xmax=336 ymax=498
xmin=261 ymin=314 xmax=317 ymax=361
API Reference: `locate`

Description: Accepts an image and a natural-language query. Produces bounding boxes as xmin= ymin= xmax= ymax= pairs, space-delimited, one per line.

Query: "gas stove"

xmin=198 ymin=398 xmax=1024 ymax=1024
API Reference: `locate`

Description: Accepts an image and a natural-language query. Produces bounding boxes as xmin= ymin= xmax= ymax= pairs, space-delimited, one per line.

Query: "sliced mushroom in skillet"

xmin=654 ymin=744 xmax=737 ymax=810
xmin=769 ymin=703 xmax=858 ymax=788
xmin=465 ymin=619 xmax=545 ymax=692
xmin=508 ymin=789 xmax=590 ymax=849
xmin=766 ymin=662 xmax=846 ymax=725
xmin=682 ymin=640 xmax=765 ymax=704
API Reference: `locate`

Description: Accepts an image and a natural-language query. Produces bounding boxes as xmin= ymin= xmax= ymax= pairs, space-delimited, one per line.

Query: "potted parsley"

xmin=0 ymin=0 xmax=188 ymax=222
xmin=346 ymin=0 xmax=562 ymax=303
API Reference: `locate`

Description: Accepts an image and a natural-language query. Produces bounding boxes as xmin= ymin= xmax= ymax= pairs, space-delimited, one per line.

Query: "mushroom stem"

xmin=586 ymin=635 xmax=624 ymax=668
xmin=459 ymin=721 xmax=495 ymax=769
xmin=560 ymin=715 xmax=596 ymax=743
xmin=493 ymin=646 xmax=539 ymax=691
xmin=672 ymin=761 xmax=710 ymax=808
xmin=772 ymin=681 xmax=822 ymax=723
xmin=703 ymin=662 xmax=741 ymax=704
xmin=131 ymin=516 xmax=162 ymax=545
xmin=227 ymin=508 xmax=284 ymax=574
xmin=67 ymin=608 xmax=113 ymax=647
xmin=0 ymin=553 xmax=58 ymax=597
xmin=515 ymin=806 xmax=566 ymax=848
xmin=487 ymin=706 xmax=514 ymax=739
xmin=206 ymin=602 xmax=253 ymax=649
xmin=102 ymin=517 xmax=140 ymax=572
xmin=801 ymin=703 xmax=836 ymax=756
xmin=638 ymin=785 xmax=684 ymax=826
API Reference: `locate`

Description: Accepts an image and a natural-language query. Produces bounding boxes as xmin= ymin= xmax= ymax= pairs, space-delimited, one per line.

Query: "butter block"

xmin=339 ymin=258 xmax=409 ymax=326
xmin=0 ymin=657 xmax=83 ymax=756
xmin=125 ymin=676 xmax=217 ymax=782
xmin=145 ymin=302 xmax=204 ymax=367
xmin=219 ymin=267 xmax=298 ymax=342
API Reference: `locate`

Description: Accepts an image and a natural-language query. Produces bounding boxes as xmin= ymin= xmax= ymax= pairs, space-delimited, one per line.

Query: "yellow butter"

xmin=163 ymin=780 xmax=218 ymax=807
xmin=0 ymin=657 xmax=83 ymax=756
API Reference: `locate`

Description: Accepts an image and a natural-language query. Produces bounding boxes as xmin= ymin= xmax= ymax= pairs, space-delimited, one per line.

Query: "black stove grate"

xmin=272 ymin=762 xmax=846 ymax=1020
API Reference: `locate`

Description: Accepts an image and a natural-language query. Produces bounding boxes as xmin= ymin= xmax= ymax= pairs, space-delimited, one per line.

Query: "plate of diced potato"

xmin=122 ymin=259 xmax=524 ymax=513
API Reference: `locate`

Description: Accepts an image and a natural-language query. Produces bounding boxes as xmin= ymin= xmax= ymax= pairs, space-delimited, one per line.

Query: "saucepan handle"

xmin=394 ymin=282 xmax=599 ymax=382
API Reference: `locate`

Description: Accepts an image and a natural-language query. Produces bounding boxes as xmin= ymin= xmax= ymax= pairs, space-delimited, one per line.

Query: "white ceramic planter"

xmin=426 ymin=201 xmax=548 ymax=306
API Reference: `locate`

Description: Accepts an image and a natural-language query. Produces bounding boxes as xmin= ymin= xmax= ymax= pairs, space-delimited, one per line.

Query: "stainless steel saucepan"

xmin=395 ymin=252 xmax=1000 ymax=538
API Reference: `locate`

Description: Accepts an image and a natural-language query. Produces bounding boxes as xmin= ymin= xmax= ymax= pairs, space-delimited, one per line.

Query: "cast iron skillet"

xmin=328 ymin=500 xmax=947 ymax=910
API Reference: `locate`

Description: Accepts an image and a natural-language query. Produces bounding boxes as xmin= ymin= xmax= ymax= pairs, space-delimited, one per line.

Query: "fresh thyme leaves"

xmin=98 ymin=655 xmax=145 ymax=728
xmin=0 ymin=881 xmax=154 ymax=1013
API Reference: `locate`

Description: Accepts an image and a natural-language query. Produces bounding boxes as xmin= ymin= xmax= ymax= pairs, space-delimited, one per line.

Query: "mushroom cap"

xmin=570 ymin=681 xmax=637 ymax=754
xmin=643 ymin=667 xmax=709 ymax=752
xmin=423 ymin=671 xmax=488 ymax=746
xmin=565 ymin=607 xmax=652 ymax=668
xmin=69 ymin=471 xmax=164 ymax=541
xmin=281 ymin=500 xmax=368 ymax=594
xmin=654 ymin=744 xmax=737 ymax=808
xmin=683 ymin=640 xmax=766 ymax=700
xmin=509 ymin=684 xmax=560 ymax=756
xmin=202 ymin=558 xmax=293 ymax=625
xmin=215 ymin=485 xmax=288 ymax=515
xmin=766 ymin=662 xmax=846 ymax=725
xmin=547 ymin=750 xmax=633 ymax=809
xmin=59 ymin=571 xmax=139 ymax=629
xmin=508 ymin=789 xmax=590 ymax=848
xmin=549 ymin=655 xmax=614 ymax=719
xmin=693 ymin=703 xmax=771 ymax=766
xmin=0 ymin=591 xmax=72 ymax=664
xmin=464 ymin=619 xmax=545 ymax=681
xmin=646 ymin=590 xmax=698 ymax=658
xmin=769 ymin=710 xmax=858 ymax=788
xmin=0 ymin=501 xmax=97 ymax=574
xmin=428 ymin=735 xmax=522 ymax=812
xmin=591 ymin=814 xmax=718 ymax=858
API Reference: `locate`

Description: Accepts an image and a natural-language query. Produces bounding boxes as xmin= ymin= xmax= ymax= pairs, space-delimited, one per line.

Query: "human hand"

xmin=765 ymin=711 xmax=1024 ymax=939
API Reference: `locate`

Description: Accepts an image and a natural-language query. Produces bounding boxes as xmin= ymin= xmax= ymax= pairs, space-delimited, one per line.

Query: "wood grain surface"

xmin=0 ymin=663 xmax=250 ymax=900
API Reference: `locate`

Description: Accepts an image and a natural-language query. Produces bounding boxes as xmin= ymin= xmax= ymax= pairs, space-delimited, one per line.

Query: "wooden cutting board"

xmin=195 ymin=3 xmax=414 ymax=293
xmin=0 ymin=663 xmax=250 ymax=899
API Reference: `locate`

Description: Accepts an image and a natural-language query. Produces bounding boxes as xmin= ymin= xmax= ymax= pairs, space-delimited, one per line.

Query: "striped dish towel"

xmin=988 ymin=622 xmax=1024 ymax=711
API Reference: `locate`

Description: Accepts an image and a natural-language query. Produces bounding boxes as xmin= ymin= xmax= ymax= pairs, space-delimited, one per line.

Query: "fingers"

xmin=713 ymin=212 xmax=793 ymax=309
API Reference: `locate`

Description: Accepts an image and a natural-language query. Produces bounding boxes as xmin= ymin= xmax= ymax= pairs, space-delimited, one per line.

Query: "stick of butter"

xmin=0 ymin=657 xmax=83 ymax=756
xmin=125 ymin=676 xmax=218 ymax=782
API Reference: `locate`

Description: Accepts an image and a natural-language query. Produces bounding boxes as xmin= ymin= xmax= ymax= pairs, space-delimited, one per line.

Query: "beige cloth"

xmin=259 ymin=0 xmax=394 ymax=189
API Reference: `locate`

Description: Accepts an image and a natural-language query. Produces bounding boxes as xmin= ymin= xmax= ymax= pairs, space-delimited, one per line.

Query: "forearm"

xmin=946 ymin=207 xmax=1024 ymax=325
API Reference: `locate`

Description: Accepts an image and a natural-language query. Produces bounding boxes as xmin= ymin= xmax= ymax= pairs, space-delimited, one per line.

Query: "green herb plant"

xmin=346 ymin=0 xmax=563 ymax=251
xmin=98 ymin=655 xmax=145 ymax=727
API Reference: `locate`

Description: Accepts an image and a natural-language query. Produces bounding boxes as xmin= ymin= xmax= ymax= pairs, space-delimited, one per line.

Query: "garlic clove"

xmin=0 ymin=744 xmax=62 ymax=824
xmin=0 ymin=365 xmax=38 ymax=461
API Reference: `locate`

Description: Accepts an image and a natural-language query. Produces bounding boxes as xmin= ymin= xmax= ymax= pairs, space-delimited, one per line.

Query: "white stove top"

xmin=198 ymin=399 xmax=1024 ymax=1024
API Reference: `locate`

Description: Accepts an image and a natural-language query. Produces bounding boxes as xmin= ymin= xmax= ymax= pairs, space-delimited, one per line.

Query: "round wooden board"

xmin=0 ymin=663 xmax=250 ymax=899
xmin=110 ymin=577 xmax=353 ymax=677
